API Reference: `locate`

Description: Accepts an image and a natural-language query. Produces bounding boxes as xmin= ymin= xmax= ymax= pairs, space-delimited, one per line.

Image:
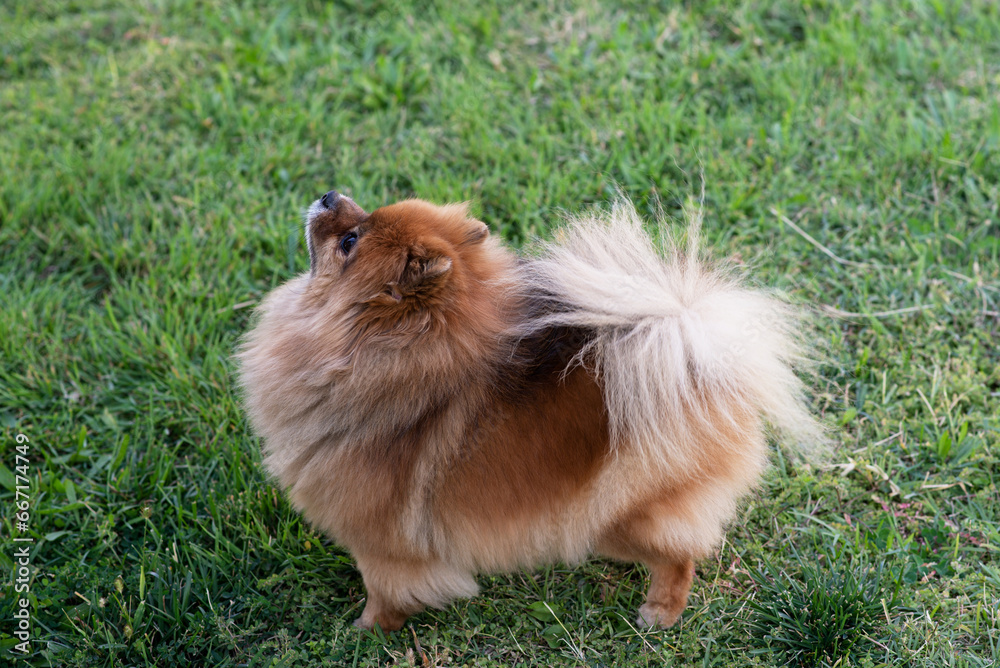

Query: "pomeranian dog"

xmin=237 ymin=190 xmax=820 ymax=631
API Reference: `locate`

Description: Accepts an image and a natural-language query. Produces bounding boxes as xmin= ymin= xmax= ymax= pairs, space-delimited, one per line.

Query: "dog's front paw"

xmin=637 ymin=601 xmax=682 ymax=629
xmin=354 ymin=605 xmax=409 ymax=632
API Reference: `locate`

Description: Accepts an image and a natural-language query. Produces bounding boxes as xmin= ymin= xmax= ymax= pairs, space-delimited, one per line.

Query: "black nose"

xmin=320 ymin=190 xmax=340 ymax=209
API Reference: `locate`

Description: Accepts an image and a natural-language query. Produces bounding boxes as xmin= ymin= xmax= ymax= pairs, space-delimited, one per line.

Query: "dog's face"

xmin=303 ymin=192 xmax=490 ymax=314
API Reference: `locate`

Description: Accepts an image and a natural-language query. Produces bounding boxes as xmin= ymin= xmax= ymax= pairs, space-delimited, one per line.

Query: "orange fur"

xmin=236 ymin=192 xmax=818 ymax=631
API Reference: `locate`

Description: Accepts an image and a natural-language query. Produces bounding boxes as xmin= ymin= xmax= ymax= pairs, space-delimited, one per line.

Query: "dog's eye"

xmin=340 ymin=232 xmax=358 ymax=254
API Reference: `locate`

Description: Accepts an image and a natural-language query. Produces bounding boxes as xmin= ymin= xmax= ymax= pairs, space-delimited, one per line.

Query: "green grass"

xmin=1 ymin=0 xmax=998 ymax=665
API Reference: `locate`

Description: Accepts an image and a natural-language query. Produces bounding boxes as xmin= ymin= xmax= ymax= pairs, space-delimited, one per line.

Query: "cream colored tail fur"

xmin=520 ymin=199 xmax=822 ymax=468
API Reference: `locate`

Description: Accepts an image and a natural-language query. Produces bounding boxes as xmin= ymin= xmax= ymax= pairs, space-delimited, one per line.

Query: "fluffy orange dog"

xmin=237 ymin=191 xmax=819 ymax=631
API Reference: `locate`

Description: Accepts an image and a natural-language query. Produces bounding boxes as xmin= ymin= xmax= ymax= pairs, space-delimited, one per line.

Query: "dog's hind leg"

xmin=595 ymin=500 xmax=711 ymax=629
xmin=636 ymin=558 xmax=695 ymax=628
xmin=598 ymin=528 xmax=696 ymax=628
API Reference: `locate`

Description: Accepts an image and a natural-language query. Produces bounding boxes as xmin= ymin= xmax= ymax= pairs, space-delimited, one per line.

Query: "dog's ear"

xmin=462 ymin=220 xmax=489 ymax=246
xmin=437 ymin=202 xmax=488 ymax=247
xmin=383 ymin=248 xmax=453 ymax=302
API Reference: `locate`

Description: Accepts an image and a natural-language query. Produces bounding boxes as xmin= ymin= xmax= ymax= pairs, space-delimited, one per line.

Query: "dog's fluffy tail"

xmin=520 ymin=199 xmax=823 ymax=467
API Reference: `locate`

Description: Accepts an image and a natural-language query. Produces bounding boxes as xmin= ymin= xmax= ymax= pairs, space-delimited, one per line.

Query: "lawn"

xmin=1 ymin=0 xmax=998 ymax=665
